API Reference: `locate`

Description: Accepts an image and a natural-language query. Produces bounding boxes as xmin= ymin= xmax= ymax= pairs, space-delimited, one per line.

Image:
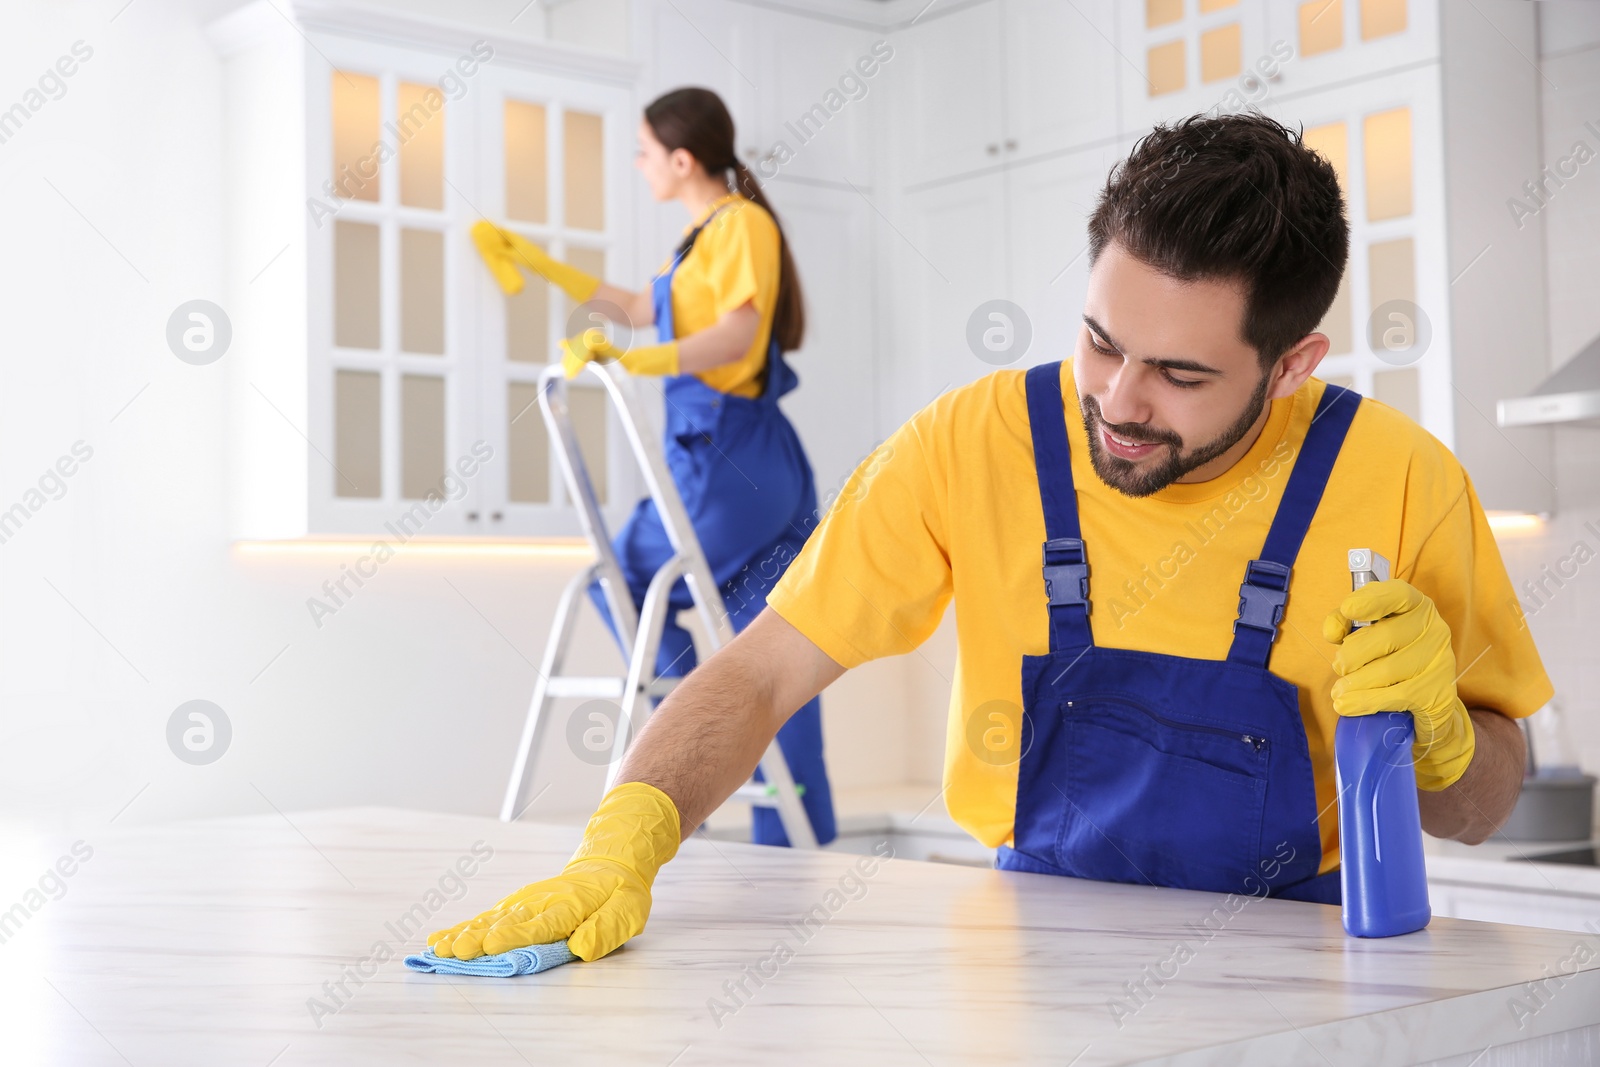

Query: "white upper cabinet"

xmin=1264 ymin=0 xmax=1439 ymax=95
xmin=210 ymin=1 xmax=641 ymax=539
xmin=1116 ymin=0 xmax=1273 ymax=132
xmin=889 ymin=1 xmax=1006 ymax=188
xmin=748 ymin=10 xmax=883 ymax=187
xmin=999 ymin=0 xmax=1120 ymax=163
xmin=887 ymin=170 xmax=1010 ymax=423
xmin=1004 ymin=142 xmax=1131 ymax=370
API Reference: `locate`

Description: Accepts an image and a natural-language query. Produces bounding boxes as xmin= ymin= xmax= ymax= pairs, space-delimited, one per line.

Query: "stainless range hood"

xmin=1498 ymin=334 xmax=1600 ymax=428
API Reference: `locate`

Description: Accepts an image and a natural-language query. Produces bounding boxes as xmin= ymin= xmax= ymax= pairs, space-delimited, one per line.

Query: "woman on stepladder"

xmin=472 ymin=87 xmax=835 ymax=848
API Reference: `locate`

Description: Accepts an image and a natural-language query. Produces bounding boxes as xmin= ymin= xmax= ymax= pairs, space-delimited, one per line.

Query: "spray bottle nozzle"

xmin=1347 ymin=551 xmax=1391 ymax=622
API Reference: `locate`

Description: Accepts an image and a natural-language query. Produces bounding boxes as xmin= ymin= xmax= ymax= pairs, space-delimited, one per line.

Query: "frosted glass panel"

xmin=335 ymin=370 xmax=381 ymax=499
xmin=401 ymin=375 xmax=445 ymax=500
xmin=1361 ymin=0 xmax=1406 ymax=41
xmin=334 ymin=220 xmax=381 ymax=350
xmin=1319 ymin=271 xmax=1353 ymax=356
xmin=507 ymin=237 xmax=550 ymax=364
xmin=569 ymin=386 xmax=608 ymax=504
xmin=507 ymin=381 xmax=550 ymax=503
xmin=1304 ymin=121 xmax=1349 ymax=191
xmin=1367 ymin=237 xmax=1416 ymax=348
xmin=565 ymin=246 xmax=607 ymax=322
xmin=1299 ymin=0 xmax=1343 ymax=57
xmin=331 ymin=72 xmax=380 ymax=202
xmin=1373 ymin=366 xmax=1420 ymax=421
xmin=401 ymin=228 xmax=445 ymax=355
xmin=1148 ymin=40 xmax=1186 ymax=97
xmin=1200 ymin=23 xmax=1241 ymax=83
xmin=1200 ymin=0 xmax=1238 ymax=13
xmin=565 ymin=110 xmax=605 ymax=232
xmin=398 ymin=81 xmax=445 ymax=210
xmin=1364 ymin=107 xmax=1412 ymax=221
xmin=505 ymin=100 xmax=548 ymax=224
xmin=1146 ymin=0 xmax=1182 ymax=29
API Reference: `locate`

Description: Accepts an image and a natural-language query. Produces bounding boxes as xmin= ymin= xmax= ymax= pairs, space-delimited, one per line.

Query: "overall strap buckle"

xmin=1231 ymin=559 xmax=1291 ymax=635
xmin=1042 ymin=537 xmax=1090 ymax=612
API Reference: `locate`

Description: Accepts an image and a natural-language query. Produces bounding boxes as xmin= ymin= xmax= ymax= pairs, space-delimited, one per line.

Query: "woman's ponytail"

xmin=729 ymin=159 xmax=805 ymax=353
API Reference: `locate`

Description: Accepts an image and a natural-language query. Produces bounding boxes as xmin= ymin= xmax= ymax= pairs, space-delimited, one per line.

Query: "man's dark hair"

xmin=1087 ymin=111 xmax=1349 ymax=368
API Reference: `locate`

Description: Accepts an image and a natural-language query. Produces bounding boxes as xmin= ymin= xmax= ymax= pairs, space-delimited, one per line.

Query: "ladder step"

xmin=545 ymin=676 xmax=681 ymax=699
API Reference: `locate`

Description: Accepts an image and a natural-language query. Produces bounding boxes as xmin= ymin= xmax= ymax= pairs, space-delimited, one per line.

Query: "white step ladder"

xmin=499 ymin=362 xmax=817 ymax=849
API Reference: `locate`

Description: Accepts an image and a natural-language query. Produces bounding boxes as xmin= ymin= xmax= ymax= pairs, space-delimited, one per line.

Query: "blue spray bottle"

xmin=1335 ymin=549 xmax=1432 ymax=938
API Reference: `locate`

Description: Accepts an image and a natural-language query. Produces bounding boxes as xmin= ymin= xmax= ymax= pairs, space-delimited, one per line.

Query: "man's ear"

xmin=1268 ymin=332 xmax=1331 ymax=400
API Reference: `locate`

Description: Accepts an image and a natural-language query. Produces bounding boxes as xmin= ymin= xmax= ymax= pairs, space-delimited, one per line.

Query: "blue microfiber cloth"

xmin=403 ymin=941 xmax=576 ymax=977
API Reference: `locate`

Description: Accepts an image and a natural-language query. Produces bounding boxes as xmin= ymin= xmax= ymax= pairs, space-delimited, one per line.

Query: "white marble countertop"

xmin=12 ymin=807 xmax=1600 ymax=1066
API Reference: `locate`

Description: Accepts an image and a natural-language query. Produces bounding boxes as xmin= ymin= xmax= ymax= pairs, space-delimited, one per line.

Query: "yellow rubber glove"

xmin=428 ymin=782 xmax=681 ymax=962
xmin=558 ymin=329 xmax=680 ymax=379
xmin=500 ymin=228 xmax=602 ymax=304
xmin=1323 ymin=578 xmax=1476 ymax=792
xmin=468 ymin=220 xmax=602 ymax=303
xmin=469 ymin=220 xmax=525 ymax=294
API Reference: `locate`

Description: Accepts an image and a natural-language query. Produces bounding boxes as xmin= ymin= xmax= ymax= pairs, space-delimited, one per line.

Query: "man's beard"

xmin=1079 ymin=370 xmax=1273 ymax=498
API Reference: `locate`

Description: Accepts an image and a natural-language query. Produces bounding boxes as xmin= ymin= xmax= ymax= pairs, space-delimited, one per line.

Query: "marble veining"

xmin=10 ymin=807 xmax=1600 ymax=1066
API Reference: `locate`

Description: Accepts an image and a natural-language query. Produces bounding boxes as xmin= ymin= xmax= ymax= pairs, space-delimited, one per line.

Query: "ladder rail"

xmin=539 ymin=365 xmax=639 ymax=651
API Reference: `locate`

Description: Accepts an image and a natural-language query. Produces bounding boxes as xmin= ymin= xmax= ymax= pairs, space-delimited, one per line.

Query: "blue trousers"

xmin=587 ymin=397 xmax=836 ymax=847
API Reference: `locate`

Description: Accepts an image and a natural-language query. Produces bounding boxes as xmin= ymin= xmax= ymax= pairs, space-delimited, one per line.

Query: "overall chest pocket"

xmin=1055 ymin=694 xmax=1271 ymax=894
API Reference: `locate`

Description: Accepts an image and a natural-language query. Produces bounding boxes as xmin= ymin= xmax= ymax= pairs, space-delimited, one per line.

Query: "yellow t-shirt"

xmin=659 ymin=193 xmax=781 ymax=399
xmin=767 ymin=358 xmax=1553 ymax=876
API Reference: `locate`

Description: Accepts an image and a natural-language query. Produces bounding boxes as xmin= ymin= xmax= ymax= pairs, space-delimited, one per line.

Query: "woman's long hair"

xmin=644 ymin=87 xmax=805 ymax=353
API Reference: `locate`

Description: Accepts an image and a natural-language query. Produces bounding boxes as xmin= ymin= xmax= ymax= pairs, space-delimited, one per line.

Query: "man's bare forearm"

xmin=614 ymin=609 xmax=846 ymax=842
xmin=1418 ymin=708 xmax=1527 ymax=844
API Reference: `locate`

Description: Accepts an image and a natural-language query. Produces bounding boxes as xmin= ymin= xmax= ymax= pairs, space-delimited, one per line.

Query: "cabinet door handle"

xmin=986 ymin=143 xmax=1000 ymax=156
xmin=491 ymin=511 xmax=504 ymax=522
xmin=466 ymin=511 xmax=480 ymax=521
xmin=1005 ymin=139 xmax=1018 ymax=151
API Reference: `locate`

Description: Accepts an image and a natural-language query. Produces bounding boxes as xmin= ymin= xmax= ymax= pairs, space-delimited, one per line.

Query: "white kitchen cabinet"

xmin=1115 ymin=0 xmax=1273 ymax=134
xmin=639 ymin=0 xmax=758 ymax=135
xmin=1264 ymin=0 xmax=1440 ymax=97
xmin=1004 ymin=142 xmax=1131 ymax=372
xmin=1262 ymin=65 xmax=1455 ymax=446
xmin=747 ymin=9 xmax=882 ymax=188
xmin=889 ymin=0 xmax=1119 ymax=190
xmin=880 ymin=141 xmax=1122 ymax=435
xmin=887 ymin=1 xmax=1006 ymax=188
xmin=759 ymin=181 xmax=880 ymax=507
xmin=1000 ymin=0 xmax=1121 ymax=164
xmin=882 ymin=170 xmax=1010 ymax=430
xmin=209 ymin=1 xmax=642 ymax=539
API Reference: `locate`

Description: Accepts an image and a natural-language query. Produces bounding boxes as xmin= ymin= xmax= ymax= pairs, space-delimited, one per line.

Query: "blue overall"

xmin=587 ymin=204 xmax=836 ymax=847
xmin=995 ymin=362 xmax=1360 ymax=904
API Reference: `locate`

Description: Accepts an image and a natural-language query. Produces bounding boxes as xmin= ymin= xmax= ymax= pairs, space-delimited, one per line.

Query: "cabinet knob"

xmin=467 ymin=511 xmax=480 ymax=521
xmin=986 ymin=143 xmax=1000 ymax=156
xmin=491 ymin=511 xmax=504 ymax=522
xmin=1005 ymin=139 xmax=1018 ymax=151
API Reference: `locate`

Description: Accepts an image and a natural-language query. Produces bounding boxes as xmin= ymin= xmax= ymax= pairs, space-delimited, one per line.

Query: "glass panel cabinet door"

xmin=315 ymin=60 xmax=466 ymax=535
xmin=471 ymin=68 xmax=635 ymax=537
xmin=309 ymin=44 xmax=634 ymax=537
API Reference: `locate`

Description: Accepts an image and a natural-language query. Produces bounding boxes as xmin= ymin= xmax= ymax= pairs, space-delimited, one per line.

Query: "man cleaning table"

xmin=428 ymin=112 xmax=1551 ymax=964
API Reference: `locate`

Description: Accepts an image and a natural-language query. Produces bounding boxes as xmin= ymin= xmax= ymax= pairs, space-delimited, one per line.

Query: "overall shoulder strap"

xmin=1025 ymin=362 xmax=1092 ymax=652
xmin=653 ymin=203 xmax=739 ymax=344
xmin=1227 ymin=383 xmax=1362 ymax=667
